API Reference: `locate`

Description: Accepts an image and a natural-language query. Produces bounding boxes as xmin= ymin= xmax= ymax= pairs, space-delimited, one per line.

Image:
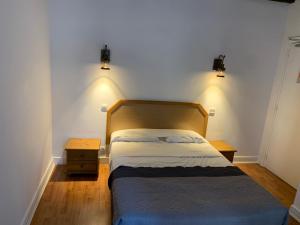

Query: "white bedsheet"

xmin=109 ymin=129 xmax=232 ymax=172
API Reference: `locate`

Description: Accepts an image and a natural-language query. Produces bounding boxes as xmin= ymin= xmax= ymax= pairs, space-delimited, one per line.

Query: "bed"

xmin=107 ymin=100 xmax=288 ymax=225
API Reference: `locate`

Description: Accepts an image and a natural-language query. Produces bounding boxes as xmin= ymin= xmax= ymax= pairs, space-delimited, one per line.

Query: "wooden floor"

xmin=31 ymin=163 xmax=300 ymax=225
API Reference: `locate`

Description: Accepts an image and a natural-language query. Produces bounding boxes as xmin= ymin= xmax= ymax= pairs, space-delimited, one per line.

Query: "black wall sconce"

xmin=101 ymin=44 xmax=111 ymax=70
xmin=213 ymin=55 xmax=226 ymax=78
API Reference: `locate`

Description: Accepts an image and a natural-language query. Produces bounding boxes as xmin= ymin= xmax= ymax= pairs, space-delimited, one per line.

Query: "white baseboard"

xmin=53 ymin=156 xmax=64 ymax=165
xmin=99 ymin=156 xmax=109 ymax=164
xmin=53 ymin=156 xmax=109 ymax=165
xmin=233 ymin=156 xmax=258 ymax=164
xmin=20 ymin=159 xmax=55 ymax=225
xmin=290 ymin=205 xmax=300 ymax=222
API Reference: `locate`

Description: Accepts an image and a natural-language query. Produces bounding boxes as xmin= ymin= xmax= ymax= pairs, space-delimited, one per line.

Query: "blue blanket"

xmin=110 ymin=166 xmax=288 ymax=225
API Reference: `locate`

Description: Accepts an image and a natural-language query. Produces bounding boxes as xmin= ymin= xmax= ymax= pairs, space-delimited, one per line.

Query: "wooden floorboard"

xmin=31 ymin=162 xmax=299 ymax=225
xmin=31 ymin=163 xmax=111 ymax=225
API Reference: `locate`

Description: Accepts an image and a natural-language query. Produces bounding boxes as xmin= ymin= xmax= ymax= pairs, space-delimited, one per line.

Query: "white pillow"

xmin=166 ymin=135 xmax=205 ymax=144
xmin=111 ymin=136 xmax=159 ymax=143
xmin=110 ymin=129 xmax=206 ymax=144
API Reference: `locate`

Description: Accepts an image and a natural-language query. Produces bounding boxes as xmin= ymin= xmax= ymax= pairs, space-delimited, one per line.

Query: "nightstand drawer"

xmin=67 ymin=150 xmax=98 ymax=161
xmin=65 ymin=138 xmax=100 ymax=176
xmin=67 ymin=162 xmax=98 ymax=173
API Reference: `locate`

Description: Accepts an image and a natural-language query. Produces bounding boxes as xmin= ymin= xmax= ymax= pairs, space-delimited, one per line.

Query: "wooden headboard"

xmin=106 ymin=100 xmax=208 ymax=145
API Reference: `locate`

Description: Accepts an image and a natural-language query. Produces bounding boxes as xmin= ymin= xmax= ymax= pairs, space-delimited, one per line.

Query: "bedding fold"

xmin=108 ymin=166 xmax=245 ymax=189
xmin=110 ymin=166 xmax=289 ymax=225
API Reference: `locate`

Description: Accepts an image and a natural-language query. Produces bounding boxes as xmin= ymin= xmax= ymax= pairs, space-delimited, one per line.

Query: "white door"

xmin=266 ymin=46 xmax=300 ymax=189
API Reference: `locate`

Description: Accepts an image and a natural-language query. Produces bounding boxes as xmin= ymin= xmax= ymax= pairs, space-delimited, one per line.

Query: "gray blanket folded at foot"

xmin=111 ymin=167 xmax=288 ymax=225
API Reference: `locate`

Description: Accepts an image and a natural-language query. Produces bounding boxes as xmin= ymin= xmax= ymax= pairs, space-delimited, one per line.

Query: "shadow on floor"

xmin=50 ymin=165 xmax=99 ymax=182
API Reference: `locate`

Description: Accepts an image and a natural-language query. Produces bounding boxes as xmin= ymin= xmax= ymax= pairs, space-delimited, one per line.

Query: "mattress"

xmin=109 ymin=129 xmax=288 ymax=225
xmin=109 ymin=129 xmax=232 ymax=171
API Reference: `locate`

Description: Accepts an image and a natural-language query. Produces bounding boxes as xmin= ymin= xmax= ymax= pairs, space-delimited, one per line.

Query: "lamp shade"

xmin=213 ymin=55 xmax=226 ymax=77
xmin=101 ymin=44 xmax=110 ymax=70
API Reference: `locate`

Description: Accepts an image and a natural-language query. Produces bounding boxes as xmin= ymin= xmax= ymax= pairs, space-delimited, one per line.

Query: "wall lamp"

xmin=101 ymin=44 xmax=111 ymax=70
xmin=213 ymin=55 xmax=226 ymax=78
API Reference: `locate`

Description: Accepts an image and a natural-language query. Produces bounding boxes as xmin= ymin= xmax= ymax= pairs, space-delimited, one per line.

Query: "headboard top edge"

xmin=106 ymin=99 xmax=208 ymax=145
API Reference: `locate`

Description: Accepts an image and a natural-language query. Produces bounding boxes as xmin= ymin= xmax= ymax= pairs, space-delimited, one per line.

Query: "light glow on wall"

xmin=66 ymin=64 xmax=126 ymax=141
xmin=84 ymin=64 xmax=125 ymax=105
xmin=90 ymin=76 xmax=123 ymax=105
xmin=192 ymin=72 xmax=241 ymax=144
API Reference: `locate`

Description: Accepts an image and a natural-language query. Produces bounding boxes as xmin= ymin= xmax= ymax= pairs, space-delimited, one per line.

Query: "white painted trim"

xmin=54 ymin=145 xmax=106 ymax=165
xmin=20 ymin=159 xmax=55 ymax=225
xmin=290 ymin=205 xmax=300 ymax=222
xmin=233 ymin=156 xmax=258 ymax=164
xmin=53 ymin=156 xmax=64 ymax=165
xmin=99 ymin=156 xmax=109 ymax=164
xmin=53 ymin=156 xmax=109 ymax=165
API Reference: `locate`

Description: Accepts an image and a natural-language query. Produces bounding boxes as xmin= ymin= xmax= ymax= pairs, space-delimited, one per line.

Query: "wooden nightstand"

xmin=209 ymin=140 xmax=237 ymax=163
xmin=65 ymin=138 xmax=100 ymax=175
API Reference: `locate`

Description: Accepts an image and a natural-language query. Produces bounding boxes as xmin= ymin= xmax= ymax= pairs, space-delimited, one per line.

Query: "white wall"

xmin=49 ymin=0 xmax=288 ymax=161
xmin=260 ymin=0 xmax=300 ymax=166
xmin=259 ymin=0 xmax=300 ymax=219
xmin=285 ymin=0 xmax=300 ymax=36
xmin=0 ymin=0 xmax=52 ymax=224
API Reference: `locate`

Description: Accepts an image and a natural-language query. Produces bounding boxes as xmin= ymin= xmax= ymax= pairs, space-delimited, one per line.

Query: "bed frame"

xmin=106 ymin=100 xmax=208 ymax=145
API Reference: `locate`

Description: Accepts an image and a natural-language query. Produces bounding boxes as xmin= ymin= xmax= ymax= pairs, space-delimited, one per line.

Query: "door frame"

xmin=259 ymin=38 xmax=296 ymax=166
